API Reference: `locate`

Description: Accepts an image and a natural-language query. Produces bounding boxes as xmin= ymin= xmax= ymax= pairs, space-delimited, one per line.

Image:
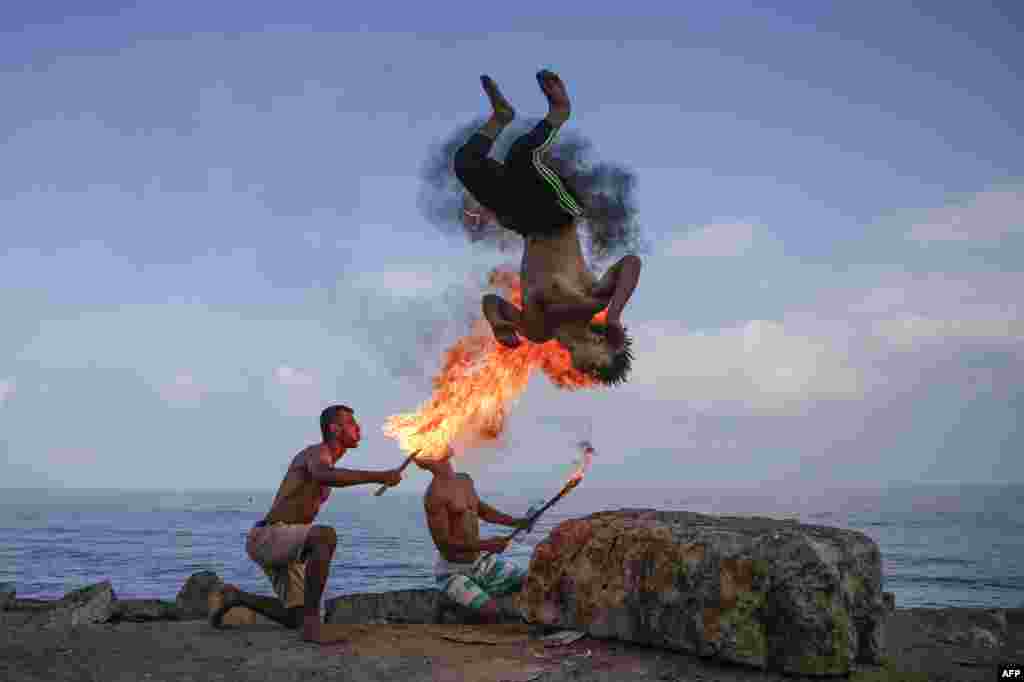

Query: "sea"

xmin=1 ymin=482 xmax=1021 ymax=609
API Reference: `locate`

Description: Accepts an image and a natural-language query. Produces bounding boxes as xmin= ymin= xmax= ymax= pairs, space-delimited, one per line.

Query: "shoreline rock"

xmin=1 ymin=576 xmax=1018 ymax=681
xmin=325 ymin=588 xmax=522 ymax=625
xmin=1 ymin=606 xmax=1017 ymax=682
xmin=29 ymin=581 xmax=115 ymax=629
xmin=111 ymin=598 xmax=181 ymax=623
xmin=522 ymin=509 xmax=887 ymax=676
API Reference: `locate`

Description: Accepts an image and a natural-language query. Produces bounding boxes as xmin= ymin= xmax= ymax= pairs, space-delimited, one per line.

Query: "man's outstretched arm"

xmin=309 ymin=451 xmax=401 ymax=488
xmin=478 ymin=500 xmax=529 ymax=529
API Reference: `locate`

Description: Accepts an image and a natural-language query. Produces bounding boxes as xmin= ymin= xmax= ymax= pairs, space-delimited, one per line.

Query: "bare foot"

xmin=209 ymin=584 xmax=240 ymax=629
xmin=536 ymin=69 xmax=571 ymax=121
xmin=301 ymin=615 xmax=350 ymax=645
xmin=480 ymin=75 xmax=515 ymax=125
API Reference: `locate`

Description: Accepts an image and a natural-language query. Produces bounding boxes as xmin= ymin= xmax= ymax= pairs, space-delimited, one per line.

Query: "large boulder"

xmin=522 ymin=509 xmax=887 ymax=677
xmin=30 ymin=581 xmax=116 ymax=628
xmin=326 ymin=588 xmax=521 ymax=625
xmin=175 ymin=571 xmax=223 ymax=620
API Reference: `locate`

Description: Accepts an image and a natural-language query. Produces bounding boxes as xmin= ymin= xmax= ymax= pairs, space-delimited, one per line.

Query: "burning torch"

xmin=489 ymin=440 xmax=595 ymax=553
xmin=373 ymin=450 xmax=420 ymax=496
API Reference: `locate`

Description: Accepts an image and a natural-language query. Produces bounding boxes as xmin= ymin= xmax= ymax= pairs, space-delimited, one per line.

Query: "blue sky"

xmin=1 ymin=1 xmax=1021 ymax=492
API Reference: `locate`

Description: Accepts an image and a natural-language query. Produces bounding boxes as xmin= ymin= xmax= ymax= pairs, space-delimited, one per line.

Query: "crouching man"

xmin=417 ymin=448 xmax=531 ymax=623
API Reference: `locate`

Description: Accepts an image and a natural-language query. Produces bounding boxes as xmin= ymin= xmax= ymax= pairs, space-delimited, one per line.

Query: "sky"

xmin=1 ymin=1 xmax=1022 ymax=493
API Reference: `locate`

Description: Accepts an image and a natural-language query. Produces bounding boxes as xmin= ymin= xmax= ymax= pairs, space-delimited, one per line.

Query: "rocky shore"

xmin=2 ymin=509 xmax=1020 ymax=681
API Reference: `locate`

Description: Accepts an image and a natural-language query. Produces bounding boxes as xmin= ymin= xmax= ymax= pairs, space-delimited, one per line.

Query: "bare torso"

xmin=519 ymin=222 xmax=598 ymax=342
xmin=424 ymin=473 xmax=481 ymax=564
xmin=263 ymin=444 xmax=332 ymax=525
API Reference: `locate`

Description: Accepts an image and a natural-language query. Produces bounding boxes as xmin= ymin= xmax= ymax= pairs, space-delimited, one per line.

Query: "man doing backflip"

xmin=454 ymin=69 xmax=642 ymax=385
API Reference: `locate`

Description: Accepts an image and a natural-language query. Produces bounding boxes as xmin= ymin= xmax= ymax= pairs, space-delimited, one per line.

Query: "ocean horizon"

xmin=1 ymin=481 xmax=1021 ymax=610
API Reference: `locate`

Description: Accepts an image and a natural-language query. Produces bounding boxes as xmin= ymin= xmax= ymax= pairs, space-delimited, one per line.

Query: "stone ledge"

xmin=325 ymin=588 xmax=522 ymax=625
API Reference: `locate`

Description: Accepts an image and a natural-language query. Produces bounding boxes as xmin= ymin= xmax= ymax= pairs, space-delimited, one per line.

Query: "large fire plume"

xmin=383 ymin=267 xmax=607 ymax=461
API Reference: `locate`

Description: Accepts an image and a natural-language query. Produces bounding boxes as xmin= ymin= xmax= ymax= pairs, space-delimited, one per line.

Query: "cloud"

xmin=872 ymin=316 xmax=1024 ymax=349
xmin=269 ymin=365 xmax=324 ymax=417
xmin=906 ymin=186 xmax=1024 ymax=244
xmin=0 ymin=377 xmax=15 ymax=404
xmin=666 ymin=222 xmax=761 ymax=259
xmin=157 ymin=373 xmax=205 ymax=408
xmin=633 ymin=318 xmax=862 ymax=413
xmin=46 ymin=448 xmax=100 ymax=465
xmin=842 ymin=271 xmax=1024 ymax=351
xmin=350 ymin=269 xmax=445 ymax=297
xmin=274 ymin=365 xmax=316 ymax=387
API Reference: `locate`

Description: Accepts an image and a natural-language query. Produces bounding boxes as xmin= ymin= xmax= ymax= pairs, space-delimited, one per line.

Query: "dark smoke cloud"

xmin=418 ymin=117 xmax=646 ymax=264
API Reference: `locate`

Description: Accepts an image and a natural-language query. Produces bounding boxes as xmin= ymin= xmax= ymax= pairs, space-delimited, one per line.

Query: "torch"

xmin=492 ymin=440 xmax=594 ymax=551
xmin=373 ymin=450 xmax=420 ymax=497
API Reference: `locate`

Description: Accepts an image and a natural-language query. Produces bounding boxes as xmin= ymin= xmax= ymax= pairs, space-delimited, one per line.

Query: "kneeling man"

xmin=210 ymin=404 xmax=402 ymax=643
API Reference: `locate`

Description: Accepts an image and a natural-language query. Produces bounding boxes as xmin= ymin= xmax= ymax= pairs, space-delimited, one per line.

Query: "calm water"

xmin=0 ymin=483 xmax=1021 ymax=609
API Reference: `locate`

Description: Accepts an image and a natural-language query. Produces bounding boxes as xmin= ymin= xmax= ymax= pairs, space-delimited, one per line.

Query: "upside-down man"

xmin=455 ymin=69 xmax=642 ymax=386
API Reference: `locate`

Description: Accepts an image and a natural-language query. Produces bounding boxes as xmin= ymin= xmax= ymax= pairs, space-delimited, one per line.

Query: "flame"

xmin=383 ymin=268 xmax=607 ymax=461
xmin=566 ymin=440 xmax=595 ymax=487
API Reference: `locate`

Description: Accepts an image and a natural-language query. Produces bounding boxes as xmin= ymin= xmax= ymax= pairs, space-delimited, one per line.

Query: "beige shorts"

xmin=246 ymin=522 xmax=312 ymax=609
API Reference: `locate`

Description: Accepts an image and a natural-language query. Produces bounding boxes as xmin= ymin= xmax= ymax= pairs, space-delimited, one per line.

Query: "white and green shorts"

xmin=434 ymin=554 xmax=525 ymax=610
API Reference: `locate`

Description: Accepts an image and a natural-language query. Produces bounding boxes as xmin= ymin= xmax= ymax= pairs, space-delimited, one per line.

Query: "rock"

xmin=882 ymin=591 xmax=895 ymax=613
xmin=541 ymin=630 xmax=586 ymax=646
xmin=964 ymin=626 xmax=999 ymax=648
xmin=987 ymin=608 xmax=1007 ymax=631
xmin=175 ymin=571 xmax=223 ymax=620
xmin=7 ymin=598 xmax=54 ymax=611
xmin=325 ymin=588 xmax=521 ymax=625
xmin=111 ymin=599 xmax=181 ymax=622
xmin=522 ymin=509 xmax=887 ymax=677
xmin=909 ymin=607 xmax=1007 ymax=650
xmin=29 ymin=581 xmax=115 ymax=628
xmin=0 ymin=583 xmax=14 ymax=610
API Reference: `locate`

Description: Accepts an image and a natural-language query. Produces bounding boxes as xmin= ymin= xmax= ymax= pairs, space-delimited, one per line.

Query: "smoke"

xmin=418 ymin=117 xmax=646 ymax=265
xmin=346 ymin=264 xmax=510 ymax=391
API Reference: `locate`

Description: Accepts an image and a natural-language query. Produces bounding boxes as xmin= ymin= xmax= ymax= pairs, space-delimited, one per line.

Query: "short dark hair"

xmin=588 ymin=323 xmax=634 ymax=386
xmin=320 ymin=405 xmax=354 ymax=441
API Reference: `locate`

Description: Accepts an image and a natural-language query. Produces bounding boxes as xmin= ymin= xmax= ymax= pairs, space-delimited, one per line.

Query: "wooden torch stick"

xmin=373 ymin=450 xmax=420 ymax=496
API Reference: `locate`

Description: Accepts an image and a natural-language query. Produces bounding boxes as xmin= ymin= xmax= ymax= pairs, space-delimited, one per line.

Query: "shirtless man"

xmin=454 ymin=69 xmax=643 ymax=386
xmin=417 ymin=449 xmax=531 ymax=622
xmin=209 ymin=405 xmax=403 ymax=643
